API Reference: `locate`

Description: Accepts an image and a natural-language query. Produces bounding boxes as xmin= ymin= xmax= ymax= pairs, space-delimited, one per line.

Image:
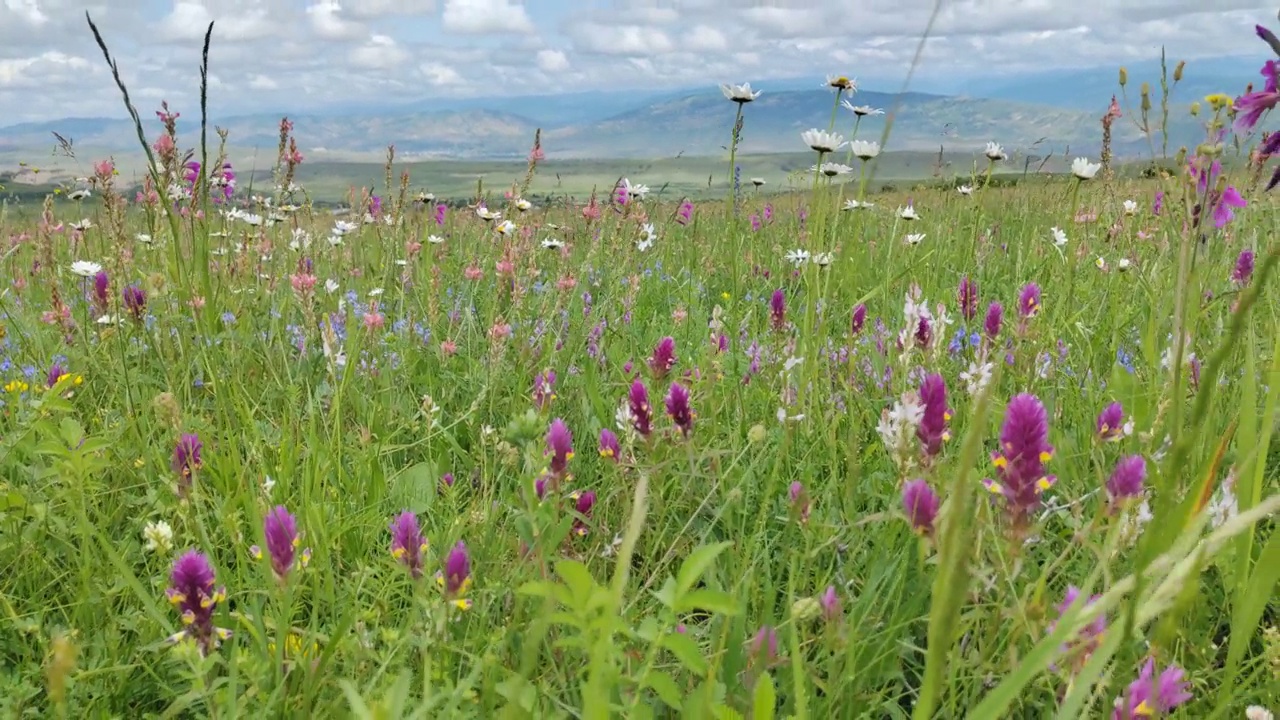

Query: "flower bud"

xmin=1173 ymin=61 xmax=1184 ymax=82
xmin=791 ymin=597 xmax=822 ymax=622
xmin=1118 ymin=67 xmax=1127 ymax=87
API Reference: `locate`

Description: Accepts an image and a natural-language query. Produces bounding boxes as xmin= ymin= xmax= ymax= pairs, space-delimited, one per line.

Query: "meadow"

xmin=1 ymin=19 xmax=1280 ymax=720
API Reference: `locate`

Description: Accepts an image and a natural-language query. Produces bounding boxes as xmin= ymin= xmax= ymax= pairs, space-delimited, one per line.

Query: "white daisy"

xmin=70 ymin=219 xmax=92 ymax=232
xmin=801 ymin=128 xmax=845 ymax=153
xmin=843 ymin=199 xmax=874 ymax=210
xmin=495 ymin=220 xmax=516 ymax=236
xmin=427 ymin=234 xmax=445 ymax=244
xmin=324 ymin=279 xmax=340 ymax=294
xmin=750 ymin=177 xmax=766 ymax=187
xmin=720 ymin=82 xmax=761 ymax=103
xmin=70 ymin=260 xmax=102 ymax=277
xmin=904 ymin=233 xmax=926 ymax=245
xmin=785 ymin=249 xmax=811 ymax=265
xmin=619 ymin=178 xmax=649 ymax=200
xmin=1051 ymin=227 xmax=1068 ymax=247
xmin=135 ymin=233 xmax=153 ymax=244
xmin=1095 ymin=256 xmax=1107 ymax=270
xmin=957 ymin=185 xmax=974 ymax=195
xmin=814 ymin=162 xmax=853 ymax=177
xmin=68 ymin=189 xmax=91 ymax=201
xmin=636 ymin=223 xmax=658 ymax=251
xmin=1122 ymin=199 xmax=1138 ymax=215
xmin=897 ymin=204 xmax=920 ymax=220
xmin=813 ymin=252 xmax=834 ymax=267
xmin=984 ymin=142 xmax=1007 ymax=161
xmin=849 ymin=140 xmax=880 ymax=160
xmin=825 ymin=74 xmax=856 ymax=91
xmin=332 ymin=220 xmax=358 ymax=236
xmin=476 ymin=206 xmax=501 ymax=221
xmin=1071 ymin=157 xmax=1101 ymax=180
xmin=842 ymin=100 xmax=883 ymax=117
xmin=1118 ymin=258 xmax=1132 ymax=272
xmin=541 ymin=238 xmax=565 ymax=250
xmin=368 ymin=287 xmax=385 ymax=297
xmin=514 ymin=198 xmax=532 ymax=212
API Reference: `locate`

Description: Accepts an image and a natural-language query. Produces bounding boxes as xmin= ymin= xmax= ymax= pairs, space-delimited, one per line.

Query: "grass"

xmin=0 ymin=19 xmax=1278 ymax=720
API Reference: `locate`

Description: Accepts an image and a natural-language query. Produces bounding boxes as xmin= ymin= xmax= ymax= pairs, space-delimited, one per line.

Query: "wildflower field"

xmin=2 ymin=18 xmax=1280 ymax=720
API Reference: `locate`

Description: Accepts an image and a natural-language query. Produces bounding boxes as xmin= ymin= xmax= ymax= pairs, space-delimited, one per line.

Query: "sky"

xmin=0 ymin=0 xmax=1276 ymax=124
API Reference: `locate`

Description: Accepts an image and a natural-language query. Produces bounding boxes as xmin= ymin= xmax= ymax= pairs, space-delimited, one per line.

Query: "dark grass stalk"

xmin=197 ymin=22 xmax=215 ymax=324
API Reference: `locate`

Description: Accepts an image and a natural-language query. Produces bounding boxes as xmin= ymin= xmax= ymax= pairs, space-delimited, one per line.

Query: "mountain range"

xmin=0 ymin=58 xmax=1261 ymax=167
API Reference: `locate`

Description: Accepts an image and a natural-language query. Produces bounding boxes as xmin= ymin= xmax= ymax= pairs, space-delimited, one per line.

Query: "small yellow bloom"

xmin=721 ymin=292 xmax=730 ymax=301
xmin=1204 ymin=93 xmax=1232 ymax=111
xmin=993 ymin=456 xmax=1007 ymax=469
xmin=1039 ymin=450 xmax=1052 ymax=463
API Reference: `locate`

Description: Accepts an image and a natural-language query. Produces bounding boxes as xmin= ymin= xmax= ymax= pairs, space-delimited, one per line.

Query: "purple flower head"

xmin=1234 ymin=60 xmax=1280 ymax=134
xmin=534 ymin=473 xmax=551 ymax=500
xmin=532 ymin=369 xmax=557 ymax=410
xmin=915 ymin=315 xmax=933 ymax=348
xmin=851 ymin=303 xmax=867 ymax=334
xmin=984 ymin=301 xmax=1003 ymax=340
xmin=1106 ymin=454 xmax=1147 ymax=506
xmin=441 ymin=472 xmax=455 ymax=488
xmin=788 ymin=481 xmax=811 ymax=523
xmin=1096 ymin=402 xmax=1126 ymax=441
xmin=369 ymin=195 xmax=383 ymax=219
xmin=389 ymin=511 xmax=427 ymax=579
xmin=1153 ymin=190 xmax=1164 ymax=216
xmin=166 ymin=550 xmax=230 ymax=654
xmin=93 ymin=270 xmax=110 ymax=309
xmin=917 ymin=373 xmax=950 ymax=458
xmin=1112 ymin=660 xmax=1193 ymax=719
xmin=46 ymin=362 xmax=66 ymax=388
xmin=676 ymin=199 xmax=694 ymax=225
xmin=665 ymin=382 xmax=694 ymax=436
xmin=649 ymin=336 xmax=677 ymax=378
xmin=123 ymin=284 xmax=147 ymax=320
xmin=770 ymin=289 xmax=786 ymax=332
xmin=748 ymin=625 xmax=782 ymax=670
xmin=958 ymin=276 xmax=978 ymax=321
xmin=571 ymin=489 xmax=596 ymax=536
xmin=1190 ymin=158 xmax=1247 ymax=229
xmin=902 ymin=479 xmax=939 ymax=535
xmin=819 ymin=585 xmax=841 ymax=623
xmin=1052 ymin=585 xmax=1106 ymax=669
xmin=1232 ymin=249 xmax=1255 ymax=286
xmin=1018 ymin=282 xmax=1041 ymax=318
xmin=984 ymin=394 xmax=1055 ymax=527
xmin=254 ymin=505 xmax=308 ymax=581
xmin=438 ymin=540 xmax=473 ymax=609
xmin=434 ymin=203 xmax=446 ymax=226
xmin=599 ymin=428 xmax=620 ymax=461
xmin=629 ymin=380 xmax=653 ymax=436
xmin=546 ymin=418 xmax=574 ymax=477
xmin=172 ymin=433 xmax=203 ymax=479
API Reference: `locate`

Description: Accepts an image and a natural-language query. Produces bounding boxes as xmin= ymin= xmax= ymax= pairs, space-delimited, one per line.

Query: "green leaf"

xmin=644 ymin=671 xmax=683 ymax=710
xmin=554 ymin=560 xmax=596 ymax=606
xmin=752 ymin=674 xmax=776 ymax=720
xmin=676 ymin=541 xmax=732 ymax=596
xmin=59 ymin=417 xmax=84 ymax=448
xmin=653 ymin=576 xmax=678 ymax=610
xmin=662 ymin=632 xmax=709 ymax=676
xmin=675 ymin=589 xmax=739 ymax=616
xmin=389 ymin=461 xmax=437 ymax=514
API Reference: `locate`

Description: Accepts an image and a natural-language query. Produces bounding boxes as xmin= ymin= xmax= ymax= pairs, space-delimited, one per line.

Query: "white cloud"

xmin=536 ymin=49 xmax=570 ymax=73
xmin=248 ymin=73 xmax=279 ymax=90
xmin=347 ymin=0 xmax=436 ymax=18
xmin=683 ymin=25 xmax=728 ymax=52
xmin=0 ymin=51 xmax=92 ymax=89
xmin=350 ymin=34 xmax=410 ymax=70
xmin=306 ymin=1 xmax=366 ymax=40
xmin=419 ymin=61 xmax=462 ymax=85
xmin=570 ymin=23 xmax=675 ymax=55
xmin=4 ymin=0 xmax=48 ymax=25
xmin=442 ymin=0 xmax=534 ymax=34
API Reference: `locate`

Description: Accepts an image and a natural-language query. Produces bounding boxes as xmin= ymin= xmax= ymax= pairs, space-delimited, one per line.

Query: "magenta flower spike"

xmin=851 ymin=303 xmax=867 ymax=335
xmin=1018 ymin=283 xmax=1041 ymax=318
xmin=984 ymin=393 xmax=1055 ymax=528
xmin=788 ymin=481 xmax=810 ymax=523
xmin=532 ymin=369 xmax=557 ymax=410
xmin=172 ymin=433 xmax=203 ymax=495
xmin=665 ymin=382 xmax=694 ymax=436
xmin=1233 ymin=59 xmax=1280 ymax=134
xmin=629 ymin=380 xmax=653 ymax=437
xmin=546 ymin=418 xmax=574 ymax=477
xmin=1112 ymin=659 xmax=1193 ymax=719
xmin=770 ymin=289 xmax=786 ymax=332
xmin=901 ymin=479 xmax=939 ymax=536
xmin=917 ymin=373 xmax=950 ymax=458
xmin=649 ymin=336 xmax=677 ymax=378
xmin=1106 ymin=455 xmax=1147 ymax=507
xmin=46 ymin=362 xmax=67 ymax=388
xmin=123 ymin=284 xmax=147 ymax=320
xmin=252 ymin=505 xmax=309 ymax=581
xmin=1096 ymin=401 xmax=1125 ymax=441
xmin=166 ymin=550 xmax=231 ymax=654
xmin=438 ymin=541 xmax=473 ymax=610
xmin=958 ymin=276 xmax=978 ymax=321
xmin=93 ymin=270 xmax=110 ymax=310
xmin=1232 ymin=249 xmax=1255 ymax=286
xmin=984 ymin=301 xmax=1003 ymax=341
xmin=819 ymin=585 xmax=841 ymax=623
xmin=598 ymin=428 xmax=621 ymax=462
xmin=390 ymin=510 xmax=427 ymax=579
xmin=748 ymin=625 xmax=781 ymax=670
xmin=1052 ymin=585 xmax=1106 ymax=670
xmin=571 ymin=490 xmax=596 ymax=536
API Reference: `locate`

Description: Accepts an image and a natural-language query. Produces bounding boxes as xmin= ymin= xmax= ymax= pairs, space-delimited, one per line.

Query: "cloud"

xmin=419 ymin=61 xmax=463 ymax=85
xmin=569 ymin=23 xmax=675 ymax=55
xmin=537 ymin=49 xmax=570 ymax=72
xmin=0 ymin=51 xmax=93 ymax=89
xmin=306 ymin=1 xmax=367 ymax=41
xmin=4 ymin=0 xmax=48 ymax=25
xmin=442 ymin=0 xmax=534 ymax=34
xmin=350 ymin=34 xmax=410 ymax=70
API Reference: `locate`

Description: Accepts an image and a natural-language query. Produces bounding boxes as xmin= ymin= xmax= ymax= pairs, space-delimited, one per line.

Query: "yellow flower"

xmin=1204 ymin=93 xmax=1233 ymax=111
xmin=4 ymin=380 xmax=29 ymax=393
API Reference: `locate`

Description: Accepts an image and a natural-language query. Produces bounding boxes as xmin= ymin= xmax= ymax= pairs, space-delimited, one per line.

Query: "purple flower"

xmin=917 ymin=373 xmax=950 ymax=458
xmin=649 ymin=336 xmax=677 ymax=378
xmin=1096 ymin=402 xmax=1126 ymax=441
xmin=166 ymin=550 xmax=230 ymax=654
xmin=1052 ymin=585 xmax=1106 ymax=671
xmin=1152 ymin=191 xmax=1164 ymax=216
xmin=984 ymin=302 xmax=1003 ymax=340
xmin=532 ymin=369 xmax=557 ymax=410
xmin=1232 ymin=249 xmax=1255 ymax=286
xmin=676 ymin=199 xmax=694 ymax=225
xmin=438 ymin=541 xmax=473 ymax=610
xmin=441 ymin=472 xmax=455 ymax=488
xmin=819 ymin=585 xmax=841 ymax=623
xmin=546 ymin=418 xmax=574 ymax=477
xmin=958 ymin=276 xmax=978 ymax=321
xmin=1018 ymin=283 xmax=1041 ymax=318
xmin=172 ymin=433 xmax=203 ymax=480
xmin=851 ymin=303 xmax=867 ymax=334
xmin=434 ymin=204 xmax=446 ymax=226
xmin=915 ymin=315 xmax=933 ymax=348
xmin=571 ymin=490 xmax=596 ymax=536
xmin=93 ymin=270 xmax=110 ymax=310
xmin=390 ymin=511 xmax=427 ymax=579
xmin=1106 ymin=455 xmax=1147 ymax=506
xmin=1234 ymin=60 xmax=1280 ymax=134
xmin=984 ymin=394 xmax=1055 ymax=528
xmin=770 ymin=289 xmax=786 ymax=332
xmin=629 ymin=380 xmax=652 ymax=437
xmin=46 ymin=362 xmax=66 ymax=388
xmin=1190 ymin=158 xmax=1246 ymax=229
xmin=123 ymin=284 xmax=147 ymax=320
xmin=1112 ymin=659 xmax=1193 ymax=719
xmin=902 ymin=479 xmax=939 ymax=535
xmin=747 ymin=625 xmax=782 ymax=670
xmin=788 ymin=481 xmax=810 ymax=523
xmin=665 ymin=382 xmax=694 ymax=436
xmin=599 ymin=428 xmax=620 ymax=461
xmin=253 ymin=505 xmax=308 ymax=581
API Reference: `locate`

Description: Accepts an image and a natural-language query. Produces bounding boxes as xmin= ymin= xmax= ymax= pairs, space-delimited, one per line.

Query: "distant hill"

xmin=0 ymin=80 xmax=1220 ymax=166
